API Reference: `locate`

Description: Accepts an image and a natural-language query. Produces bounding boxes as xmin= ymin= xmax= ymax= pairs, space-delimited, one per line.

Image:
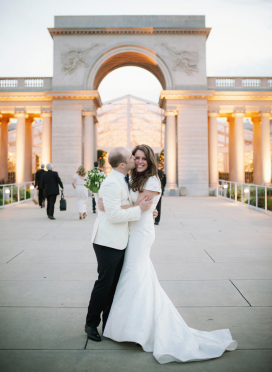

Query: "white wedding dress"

xmin=103 ymin=176 xmax=237 ymax=364
xmin=73 ymin=174 xmax=88 ymax=214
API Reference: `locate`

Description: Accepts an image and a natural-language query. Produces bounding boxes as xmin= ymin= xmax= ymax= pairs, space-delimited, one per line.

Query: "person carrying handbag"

xmin=41 ymin=163 xmax=64 ymax=220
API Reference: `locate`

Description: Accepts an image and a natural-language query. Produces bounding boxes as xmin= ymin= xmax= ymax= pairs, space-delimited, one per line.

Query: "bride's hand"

xmin=153 ymin=209 xmax=158 ymax=219
xmin=98 ymin=197 xmax=105 ymax=211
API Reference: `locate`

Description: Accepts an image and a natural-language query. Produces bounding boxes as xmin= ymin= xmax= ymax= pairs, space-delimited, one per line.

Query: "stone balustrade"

xmin=1 ymin=77 xmax=271 ymax=92
xmin=0 ymin=78 xmax=52 ymax=91
xmin=208 ymin=77 xmax=272 ymax=90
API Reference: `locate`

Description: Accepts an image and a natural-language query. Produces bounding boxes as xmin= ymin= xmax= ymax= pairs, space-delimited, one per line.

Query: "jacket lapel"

xmin=112 ymin=171 xmax=130 ymax=199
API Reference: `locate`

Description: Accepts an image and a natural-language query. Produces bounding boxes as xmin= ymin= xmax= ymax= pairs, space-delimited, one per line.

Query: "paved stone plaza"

xmin=0 ymin=196 xmax=272 ymax=371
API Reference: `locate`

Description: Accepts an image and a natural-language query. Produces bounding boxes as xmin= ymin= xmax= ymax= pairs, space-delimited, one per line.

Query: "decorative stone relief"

xmin=61 ymin=45 xmax=98 ymax=74
xmin=162 ymin=44 xmax=199 ymax=75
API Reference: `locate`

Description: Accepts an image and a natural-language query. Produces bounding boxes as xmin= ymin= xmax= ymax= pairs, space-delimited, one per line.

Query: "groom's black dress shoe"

xmin=85 ymin=325 xmax=101 ymax=342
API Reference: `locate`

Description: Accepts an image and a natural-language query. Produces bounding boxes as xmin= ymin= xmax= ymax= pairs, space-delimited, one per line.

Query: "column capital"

xmin=82 ymin=105 xmax=96 ymax=117
xmin=251 ymin=116 xmax=261 ymax=124
xmin=14 ymin=108 xmax=28 ymax=119
xmin=232 ymin=107 xmax=245 ymax=117
xmin=208 ymin=108 xmax=220 ymax=117
xmin=40 ymin=108 xmax=52 ymax=118
xmin=165 ymin=110 xmax=177 ymax=117
xmin=82 ymin=111 xmax=95 ymax=116
xmin=259 ymin=108 xmax=271 ymax=117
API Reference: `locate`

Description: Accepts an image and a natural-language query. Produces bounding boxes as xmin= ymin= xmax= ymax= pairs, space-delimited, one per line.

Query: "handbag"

xmin=60 ymin=191 xmax=67 ymax=211
xmin=32 ymin=188 xmax=39 ymax=205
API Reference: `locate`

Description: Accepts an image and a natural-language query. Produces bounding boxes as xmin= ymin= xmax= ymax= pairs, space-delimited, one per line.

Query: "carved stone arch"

xmin=85 ymin=45 xmax=173 ymax=91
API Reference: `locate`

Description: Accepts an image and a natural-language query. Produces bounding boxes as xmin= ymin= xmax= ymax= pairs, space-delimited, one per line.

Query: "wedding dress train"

xmin=103 ymin=176 xmax=237 ymax=364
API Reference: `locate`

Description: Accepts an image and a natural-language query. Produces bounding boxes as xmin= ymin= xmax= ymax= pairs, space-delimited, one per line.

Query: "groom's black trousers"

xmin=86 ymin=243 xmax=125 ymax=329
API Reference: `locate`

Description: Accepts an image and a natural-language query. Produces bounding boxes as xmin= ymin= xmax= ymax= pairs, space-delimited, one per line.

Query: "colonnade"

xmin=0 ymin=109 xmax=52 ymax=184
xmin=162 ymin=107 xmax=272 ymax=196
xmin=208 ymin=108 xmax=272 ymax=188
xmin=0 ymin=106 xmax=271 ymax=191
xmin=0 ymin=108 xmax=99 ymax=184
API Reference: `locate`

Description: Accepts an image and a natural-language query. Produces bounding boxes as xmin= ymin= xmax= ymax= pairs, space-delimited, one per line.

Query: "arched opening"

xmin=85 ymin=45 xmax=173 ymax=91
xmin=86 ymin=45 xmax=170 ymax=173
xmin=98 ymin=66 xmax=163 ymax=103
xmin=93 ymin=52 xmax=167 ymax=91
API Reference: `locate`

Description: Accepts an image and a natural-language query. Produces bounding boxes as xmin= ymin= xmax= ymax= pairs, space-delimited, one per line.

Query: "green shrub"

xmin=257 ymin=187 xmax=265 ymax=197
xmin=26 ymin=189 xmax=31 ymax=199
xmin=19 ymin=188 xmax=25 ymax=200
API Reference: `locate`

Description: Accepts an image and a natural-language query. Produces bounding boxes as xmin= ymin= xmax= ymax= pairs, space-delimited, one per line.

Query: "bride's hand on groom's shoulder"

xmin=98 ymin=197 xmax=105 ymax=211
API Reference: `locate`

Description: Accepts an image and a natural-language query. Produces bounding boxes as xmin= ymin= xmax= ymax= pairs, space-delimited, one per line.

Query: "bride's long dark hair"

xmin=130 ymin=144 xmax=158 ymax=193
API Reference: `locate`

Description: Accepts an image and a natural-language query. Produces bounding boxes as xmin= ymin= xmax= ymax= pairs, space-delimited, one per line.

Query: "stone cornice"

xmin=160 ymin=90 xmax=272 ymax=106
xmin=48 ymin=27 xmax=211 ymax=38
xmin=209 ymin=91 xmax=272 ymax=101
xmin=0 ymin=92 xmax=51 ymax=102
xmin=160 ymin=90 xmax=214 ymax=101
xmin=48 ymin=91 xmax=101 ymax=102
xmin=0 ymin=91 xmax=102 ymax=106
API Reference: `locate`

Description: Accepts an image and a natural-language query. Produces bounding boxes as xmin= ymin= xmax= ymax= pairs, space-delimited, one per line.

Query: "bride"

xmin=100 ymin=144 xmax=237 ymax=364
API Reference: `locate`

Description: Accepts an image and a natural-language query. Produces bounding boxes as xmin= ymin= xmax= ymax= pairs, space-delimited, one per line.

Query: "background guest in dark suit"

xmin=155 ymin=169 xmax=166 ymax=225
xmin=41 ymin=163 xmax=64 ymax=220
xmin=35 ymin=164 xmax=46 ymax=208
xmin=92 ymin=161 xmax=102 ymax=214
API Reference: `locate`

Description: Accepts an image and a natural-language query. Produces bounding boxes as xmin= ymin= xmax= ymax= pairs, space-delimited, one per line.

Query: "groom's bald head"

xmin=109 ymin=147 xmax=129 ymax=168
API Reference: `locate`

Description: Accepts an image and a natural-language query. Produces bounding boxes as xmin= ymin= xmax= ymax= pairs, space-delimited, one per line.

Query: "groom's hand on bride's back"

xmin=153 ymin=209 xmax=158 ymax=219
xmin=139 ymin=197 xmax=153 ymax=212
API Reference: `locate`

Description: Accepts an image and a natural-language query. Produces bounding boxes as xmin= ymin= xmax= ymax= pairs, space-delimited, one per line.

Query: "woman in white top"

xmin=100 ymin=144 xmax=237 ymax=364
xmin=72 ymin=165 xmax=88 ymax=219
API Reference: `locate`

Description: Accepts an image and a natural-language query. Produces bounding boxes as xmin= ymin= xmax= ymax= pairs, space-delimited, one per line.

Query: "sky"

xmin=0 ymin=0 xmax=272 ymax=102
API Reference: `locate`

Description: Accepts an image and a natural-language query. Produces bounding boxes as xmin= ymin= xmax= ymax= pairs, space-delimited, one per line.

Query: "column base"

xmin=209 ymin=183 xmax=218 ymax=196
xmin=164 ymin=184 xmax=179 ymax=196
xmin=209 ymin=187 xmax=217 ymax=196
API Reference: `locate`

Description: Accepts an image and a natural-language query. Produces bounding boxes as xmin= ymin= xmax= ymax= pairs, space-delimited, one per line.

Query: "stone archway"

xmin=85 ymin=45 xmax=173 ymax=91
xmin=47 ymin=16 xmax=212 ymax=196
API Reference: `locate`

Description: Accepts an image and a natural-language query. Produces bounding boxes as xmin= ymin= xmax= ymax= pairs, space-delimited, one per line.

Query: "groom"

xmin=85 ymin=147 xmax=153 ymax=342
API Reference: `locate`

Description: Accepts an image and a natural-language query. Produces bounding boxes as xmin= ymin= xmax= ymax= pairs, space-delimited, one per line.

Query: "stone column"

xmin=233 ymin=109 xmax=245 ymax=183
xmin=228 ymin=117 xmax=235 ymax=182
xmin=41 ymin=112 xmax=52 ymax=165
xmin=163 ymin=117 xmax=167 ymax=175
xmin=164 ymin=111 xmax=178 ymax=196
xmin=93 ymin=121 xmax=98 ymax=162
xmin=0 ymin=115 xmax=9 ymax=183
xmin=260 ymin=110 xmax=272 ymax=185
xmin=83 ymin=112 xmax=94 ymax=171
xmin=252 ymin=116 xmax=262 ymax=185
xmin=14 ymin=110 xmax=28 ymax=183
xmin=208 ymin=111 xmax=219 ymax=189
xmin=24 ymin=117 xmax=33 ymax=181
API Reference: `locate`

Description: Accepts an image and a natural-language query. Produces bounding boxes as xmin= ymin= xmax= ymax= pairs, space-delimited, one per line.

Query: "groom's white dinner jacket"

xmin=91 ymin=169 xmax=141 ymax=250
